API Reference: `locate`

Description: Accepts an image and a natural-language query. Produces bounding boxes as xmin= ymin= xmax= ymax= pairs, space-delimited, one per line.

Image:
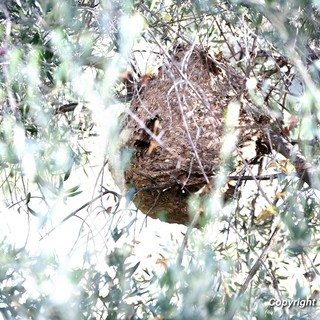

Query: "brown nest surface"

xmin=117 ymin=45 xmax=268 ymax=225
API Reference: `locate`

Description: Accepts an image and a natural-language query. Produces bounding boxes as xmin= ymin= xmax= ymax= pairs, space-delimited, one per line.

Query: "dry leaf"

xmin=223 ymin=281 xmax=231 ymax=298
xmin=275 ymin=191 xmax=286 ymax=199
xmin=255 ymin=205 xmax=277 ymax=221
xmin=195 ymin=183 xmax=211 ymax=195
xmin=267 ymin=160 xmax=294 ymax=174
xmin=147 ymin=119 xmax=161 ymax=155
xmin=147 ymin=140 xmax=158 ymax=155
xmin=267 ymin=161 xmax=278 ymax=168
xmin=156 ymin=257 xmax=169 ymax=267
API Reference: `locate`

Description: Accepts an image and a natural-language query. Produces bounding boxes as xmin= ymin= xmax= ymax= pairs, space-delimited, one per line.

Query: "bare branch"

xmin=269 ymin=130 xmax=319 ymax=190
xmin=227 ymin=223 xmax=281 ymax=320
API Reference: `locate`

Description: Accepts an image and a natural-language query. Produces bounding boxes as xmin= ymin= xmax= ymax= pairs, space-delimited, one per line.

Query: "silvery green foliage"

xmin=0 ymin=0 xmax=319 ymax=319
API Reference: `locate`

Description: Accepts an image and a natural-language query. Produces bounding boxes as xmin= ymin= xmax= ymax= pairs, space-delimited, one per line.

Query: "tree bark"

xmin=269 ymin=130 xmax=320 ymax=190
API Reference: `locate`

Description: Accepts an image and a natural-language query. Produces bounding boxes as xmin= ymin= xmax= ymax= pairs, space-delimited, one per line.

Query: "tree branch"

xmin=40 ymin=188 xmax=120 ymax=240
xmin=269 ymin=130 xmax=320 ymax=190
xmin=227 ymin=223 xmax=281 ymax=319
xmin=54 ymin=102 xmax=79 ymax=114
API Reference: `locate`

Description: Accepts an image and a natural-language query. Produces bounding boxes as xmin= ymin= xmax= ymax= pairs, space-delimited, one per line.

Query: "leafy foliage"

xmin=0 ymin=0 xmax=320 ymax=319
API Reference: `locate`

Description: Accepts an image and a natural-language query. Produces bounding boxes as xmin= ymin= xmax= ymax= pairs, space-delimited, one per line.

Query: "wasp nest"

xmin=116 ymin=45 xmax=268 ymax=225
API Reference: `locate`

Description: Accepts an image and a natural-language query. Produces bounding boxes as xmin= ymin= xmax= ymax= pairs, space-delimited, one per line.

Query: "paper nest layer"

xmin=116 ymin=45 xmax=268 ymax=224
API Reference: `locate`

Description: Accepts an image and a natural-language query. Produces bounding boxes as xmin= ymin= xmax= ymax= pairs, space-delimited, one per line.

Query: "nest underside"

xmin=120 ymin=47 xmax=267 ymax=224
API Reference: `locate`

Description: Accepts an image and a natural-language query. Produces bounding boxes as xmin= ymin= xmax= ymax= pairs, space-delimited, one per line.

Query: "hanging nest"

xmin=115 ymin=45 xmax=270 ymax=225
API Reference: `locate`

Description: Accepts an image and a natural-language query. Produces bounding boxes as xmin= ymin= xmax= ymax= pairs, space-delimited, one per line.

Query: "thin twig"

xmin=171 ymin=77 xmax=210 ymax=184
xmin=236 ymin=150 xmax=272 ymax=205
xmin=54 ymin=102 xmax=79 ymax=114
xmin=226 ymin=223 xmax=281 ymax=320
xmin=229 ymin=223 xmax=283 ymax=301
xmin=40 ymin=188 xmax=121 ymax=240
xmin=227 ymin=173 xmax=282 ymax=181
xmin=177 ymin=210 xmax=201 ymax=265
xmin=269 ymin=130 xmax=320 ymax=190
